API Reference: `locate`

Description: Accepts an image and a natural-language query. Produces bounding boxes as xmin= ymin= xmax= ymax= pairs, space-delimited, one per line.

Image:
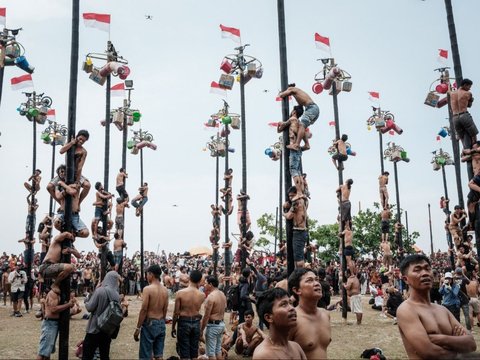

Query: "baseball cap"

xmin=455 ymin=267 xmax=463 ymax=274
xmin=444 ymin=272 xmax=453 ymax=279
xmin=16 ymin=261 xmax=22 ymax=266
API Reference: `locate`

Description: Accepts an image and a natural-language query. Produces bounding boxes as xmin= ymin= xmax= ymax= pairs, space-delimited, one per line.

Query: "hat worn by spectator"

xmin=455 ymin=267 xmax=463 ymax=274
xmin=444 ymin=272 xmax=453 ymax=278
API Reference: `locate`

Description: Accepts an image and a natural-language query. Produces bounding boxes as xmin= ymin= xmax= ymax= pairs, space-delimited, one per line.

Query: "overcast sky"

xmin=0 ymin=0 xmax=478 ymax=257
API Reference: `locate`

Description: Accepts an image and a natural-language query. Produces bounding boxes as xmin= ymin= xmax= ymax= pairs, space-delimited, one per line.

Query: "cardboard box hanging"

xmin=219 ymin=74 xmax=234 ymax=90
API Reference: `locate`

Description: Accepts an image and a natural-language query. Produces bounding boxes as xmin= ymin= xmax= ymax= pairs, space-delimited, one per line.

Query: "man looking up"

xmin=397 ymin=254 xmax=476 ymax=359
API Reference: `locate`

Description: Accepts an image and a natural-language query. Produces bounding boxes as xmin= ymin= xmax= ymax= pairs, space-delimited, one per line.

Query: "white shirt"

xmin=8 ymin=270 xmax=27 ymax=292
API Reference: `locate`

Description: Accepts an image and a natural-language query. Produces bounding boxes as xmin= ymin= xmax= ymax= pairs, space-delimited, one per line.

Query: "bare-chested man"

xmin=341 ymin=222 xmax=355 ymax=275
xmin=449 ymin=205 xmax=467 ymax=248
xmin=278 ymin=83 xmax=320 ymax=151
xmin=59 ymin=129 xmax=89 ymax=182
xmin=172 ymin=269 xmax=205 ymax=359
xmin=397 ymin=254 xmax=476 ymax=359
xmin=288 ymin=269 xmax=331 ymax=359
xmin=134 ymin=264 xmax=169 ymax=360
xmin=332 ymin=134 xmax=348 ymax=171
xmin=36 ymin=288 xmax=75 ymax=360
xmin=54 ymin=181 xmax=89 ymax=238
xmin=24 ymin=169 xmax=41 ymax=201
xmin=467 ymin=172 xmax=480 ymax=229
xmin=115 ymin=197 xmax=129 ymax=237
xmin=381 ymin=238 xmax=393 ymax=269
xmin=113 ymin=232 xmax=126 ymax=273
xmin=450 ymin=79 xmax=477 ymax=149
xmin=380 ymin=207 xmax=391 ymax=243
xmin=236 ymin=190 xmax=251 ymax=233
xmin=82 ymin=264 xmax=93 ymax=294
xmin=344 ymin=268 xmax=362 ymax=325
xmin=253 ymin=287 xmax=306 ymax=360
xmin=462 ymin=141 xmax=480 ymax=176
xmin=337 ymin=179 xmax=353 ymax=229
xmin=235 ymin=309 xmax=265 ymax=357
xmin=92 ymin=182 xmax=113 ymax=239
xmin=201 ymin=276 xmax=227 ymax=360
xmin=378 ymin=171 xmax=389 ymax=209
xmin=116 ymin=168 xmax=129 ymax=201
xmin=131 ymin=182 xmax=149 ymax=217
xmin=38 ymin=231 xmax=79 ymax=293
xmin=278 ymin=105 xmax=307 ymax=197
xmin=466 ymin=272 xmax=480 ymax=329
xmin=283 ymin=186 xmax=308 ymax=268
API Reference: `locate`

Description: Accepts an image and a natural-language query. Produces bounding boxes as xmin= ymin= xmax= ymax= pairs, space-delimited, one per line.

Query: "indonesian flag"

xmin=220 ymin=24 xmax=241 ymax=44
xmin=438 ymin=49 xmax=448 ymax=64
xmin=0 ymin=8 xmax=6 ymax=27
xmin=111 ymin=83 xmax=125 ymax=97
xmin=47 ymin=109 xmax=56 ymax=121
xmin=83 ymin=13 xmax=110 ymax=33
xmin=11 ymin=74 xmax=33 ymax=91
xmin=328 ymin=121 xmax=335 ymax=128
xmin=315 ymin=33 xmax=331 ymax=54
xmin=368 ymin=91 xmax=380 ymax=103
xmin=268 ymin=122 xmax=279 ymax=128
xmin=210 ymin=81 xmax=227 ymax=97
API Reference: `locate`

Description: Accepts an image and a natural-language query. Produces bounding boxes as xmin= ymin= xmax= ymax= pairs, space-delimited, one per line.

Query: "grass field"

xmin=1 ymin=294 xmax=478 ymax=359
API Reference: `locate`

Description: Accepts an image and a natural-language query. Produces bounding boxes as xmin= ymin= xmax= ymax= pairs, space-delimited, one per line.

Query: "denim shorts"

xmin=293 ymin=229 xmax=307 ymax=261
xmin=177 ymin=318 xmax=201 ymax=359
xmin=205 ymin=322 xmax=225 ymax=357
xmin=94 ymin=207 xmax=103 ymax=220
xmin=289 ymin=149 xmax=302 ymax=178
xmin=300 ymin=103 xmax=320 ymax=128
xmin=139 ymin=318 xmax=166 ymax=360
xmin=38 ymin=319 xmax=59 ymax=357
xmin=113 ymin=250 xmax=123 ymax=266
xmin=57 ymin=213 xmax=87 ymax=232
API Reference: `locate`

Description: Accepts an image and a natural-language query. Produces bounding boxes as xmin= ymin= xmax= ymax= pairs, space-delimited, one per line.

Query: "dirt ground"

xmin=1 ymin=294 xmax=479 ymax=359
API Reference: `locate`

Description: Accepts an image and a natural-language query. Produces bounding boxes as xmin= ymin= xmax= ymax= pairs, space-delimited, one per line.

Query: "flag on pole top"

xmin=268 ymin=122 xmax=279 ymax=128
xmin=368 ymin=91 xmax=380 ymax=103
xmin=11 ymin=74 xmax=33 ymax=91
xmin=275 ymin=96 xmax=292 ymax=102
xmin=210 ymin=81 xmax=227 ymax=97
xmin=47 ymin=109 xmax=56 ymax=121
xmin=220 ymin=24 xmax=241 ymax=44
xmin=83 ymin=13 xmax=111 ymax=33
xmin=314 ymin=33 xmax=331 ymax=55
xmin=111 ymin=83 xmax=125 ymax=97
xmin=0 ymin=8 xmax=6 ymax=27
xmin=437 ymin=49 xmax=448 ymax=64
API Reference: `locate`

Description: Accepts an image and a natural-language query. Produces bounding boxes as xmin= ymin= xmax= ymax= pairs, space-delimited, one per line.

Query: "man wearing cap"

xmin=454 ymin=267 xmax=472 ymax=331
xmin=439 ymin=271 xmax=461 ymax=321
xmin=8 ymin=262 xmax=27 ymax=317
xmin=134 ymin=264 xmax=169 ymax=360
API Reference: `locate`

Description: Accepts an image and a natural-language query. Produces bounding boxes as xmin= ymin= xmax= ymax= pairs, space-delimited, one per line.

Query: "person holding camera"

xmin=439 ymin=271 xmax=461 ymax=321
xmin=8 ymin=262 xmax=27 ymax=317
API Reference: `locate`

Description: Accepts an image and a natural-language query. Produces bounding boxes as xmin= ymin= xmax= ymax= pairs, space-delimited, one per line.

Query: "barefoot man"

xmin=450 ymin=79 xmax=477 ymax=149
xmin=344 ymin=268 xmax=362 ymax=325
xmin=201 ymin=276 xmax=227 ymax=360
xmin=283 ymin=186 xmax=308 ymax=269
xmin=134 ymin=264 xmax=169 ymax=360
xmin=278 ymin=83 xmax=320 ymax=151
xmin=172 ymin=269 xmax=205 ymax=360
xmin=253 ymin=287 xmax=306 ymax=360
xmin=378 ymin=171 xmax=389 ymax=209
xmin=288 ymin=268 xmax=331 ymax=359
xmin=397 ymin=254 xmax=476 ymax=359
xmin=337 ymin=179 xmax=353 ymax=229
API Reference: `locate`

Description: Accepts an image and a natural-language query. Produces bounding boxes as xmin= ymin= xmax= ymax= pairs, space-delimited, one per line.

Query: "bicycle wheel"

xmin=41 ymin=96 xmax=53 ymax=107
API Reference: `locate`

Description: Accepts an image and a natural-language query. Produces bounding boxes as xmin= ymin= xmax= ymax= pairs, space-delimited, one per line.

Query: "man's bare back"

xmin=450 ymin=88 xmax=472 ymax=115
xmin=143 ymin=282 xmax=168 ymax=320
xmin=176 ymin=286 xmax=205 ymax=317
xmin=279 ymin=86 xmax=314 ymax=107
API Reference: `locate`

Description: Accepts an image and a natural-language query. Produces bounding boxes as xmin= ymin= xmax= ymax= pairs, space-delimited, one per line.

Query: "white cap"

xmin=444 ymin=272 xmax=453 ymax=279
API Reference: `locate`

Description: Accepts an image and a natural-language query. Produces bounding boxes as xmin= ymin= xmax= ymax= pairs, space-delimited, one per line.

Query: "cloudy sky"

xmin=0 ymin=0 xmax=478 ymax=257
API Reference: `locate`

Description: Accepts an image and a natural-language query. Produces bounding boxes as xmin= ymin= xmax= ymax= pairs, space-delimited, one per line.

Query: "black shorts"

xmin=344 ymin=245 xmax=354 ymax=257
xmin=381 ymin=220 xmax=390 ymax=234
xmin=293 ymin=230 xmax=307 ymax=261
xmin=11 ymin=289 xmax=24 ymax=302
xmin=467 ymin=190 xmax=480 ymax=204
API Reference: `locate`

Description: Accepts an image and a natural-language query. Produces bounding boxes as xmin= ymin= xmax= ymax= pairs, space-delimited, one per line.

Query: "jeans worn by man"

xmin=205 ymin=322 xmax=225 ymax=359
xmin=177 ymin=317 xmax=201 ymax=359
xmin=139 ymin=318 xmax=166 ymax=360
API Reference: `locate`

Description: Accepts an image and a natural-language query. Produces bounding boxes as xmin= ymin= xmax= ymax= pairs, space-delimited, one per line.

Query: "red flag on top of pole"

xmin=314 ymin=33 xmax=331 ymax=55
xmin=83 ymin=13 xmax=111 ymax=32
xmin=220 ymin=24 xmax=241 ymax=44
xmin=368 ymin=91 xmax=380 ymax=103
xmin=111 ymin=83 xmax=125 ymax=97
xmin=47 ymin=109 xmax=56 ymax=121
xmin=0 ymin=8 xmax=6 ymax=26
xmin=11 ymin=74 xmax=33 ymax=91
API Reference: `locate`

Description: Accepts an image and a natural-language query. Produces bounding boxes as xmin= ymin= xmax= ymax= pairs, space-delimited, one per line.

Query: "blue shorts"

xmin=114 ymin=250 xmax=123 ymax=266
xmin=94 ymin=207 xmax=103 ymax=220
xmin=205 ymin=322 xmax=225 ymax=357
xmin=289 ymin=149 xmax=302 ymax=178
xmin=139 ymin=318 xmax=166 ymax=360
xmin=38 ymin=319 xmax=59 ymax=357
xmin=300 ymin=103 xmax=319 ymax=128
xmin=57 ymin=212 xmax=87 ymax=232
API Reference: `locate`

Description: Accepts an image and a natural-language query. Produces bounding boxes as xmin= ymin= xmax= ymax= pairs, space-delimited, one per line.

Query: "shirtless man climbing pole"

xmin=450 ymin=79 xmax=477 ymax=150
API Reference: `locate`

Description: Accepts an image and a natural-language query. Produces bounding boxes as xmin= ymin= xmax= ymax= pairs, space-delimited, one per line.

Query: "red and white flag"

xmin=315 ymin=33 xmax=331 ymax=54
xmin=275 ymin=96 xmax=292 ymax=102
xmin=11 ymin=74 xmax=33 ymax=91
xmin=437 ymin=49 xmax=448 ymax=64
xmin=0 ymin=8 xmax=6 ymax=27
xmin=268 ymin=122 xmax=279 ymax=128
xmin=220 ymin=24 xmax=241 ymax=44
xmin=111 ymin=83 xmax=125 ymax=97
xmin=210 ymin=81 xmax=227 ymax=97
xmin=368 ymin=91 xmax=380 ymax=103
xmin=47 ymin=109 xmax=56 ymax=121
xmin=83 ymin=13 xmax=110 ymax=33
